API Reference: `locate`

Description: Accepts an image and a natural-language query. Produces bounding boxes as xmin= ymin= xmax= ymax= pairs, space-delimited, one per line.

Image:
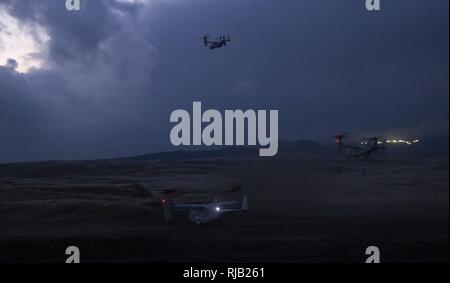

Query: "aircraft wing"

xmin=217 ymin=199 xmax=247 ymax=212
xmin=346 ymin=145 xmax=362 ymax=151
xmin=217 ymin=208 xmax=243 ymax=213
xmin=217 ymin=200 xmax=239 ymax=206
xmin=173 ymin=204 xmax=208 ymax=211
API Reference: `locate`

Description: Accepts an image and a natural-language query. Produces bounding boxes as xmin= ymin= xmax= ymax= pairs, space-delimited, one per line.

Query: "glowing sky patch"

xmin=0 ymin=5 xmax=49 ymax=73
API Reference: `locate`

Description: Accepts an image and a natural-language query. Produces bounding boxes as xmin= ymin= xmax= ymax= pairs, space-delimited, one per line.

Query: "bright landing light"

xmin=0 ymin=5 xmax=49 ymax=73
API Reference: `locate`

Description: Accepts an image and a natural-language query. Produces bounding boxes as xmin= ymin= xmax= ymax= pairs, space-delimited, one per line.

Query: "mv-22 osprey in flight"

xmin=162 ymin=186 xmax=248 ymax=224
xmin=201 ymin=34 xmax=231 ymax=50
xmin=334 ymin=132 xmax=387 ymax=159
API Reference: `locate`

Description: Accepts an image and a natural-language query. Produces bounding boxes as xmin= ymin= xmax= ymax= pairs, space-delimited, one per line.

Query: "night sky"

xmin=0 ymin=0 xmax=448 ymax=162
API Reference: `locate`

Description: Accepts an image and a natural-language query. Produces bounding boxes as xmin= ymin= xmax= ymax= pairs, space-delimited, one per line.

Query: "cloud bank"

xmin=0 ymin=0 xmax=448 ymax=162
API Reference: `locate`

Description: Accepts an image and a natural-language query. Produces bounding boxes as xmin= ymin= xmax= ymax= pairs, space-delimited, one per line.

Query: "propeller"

xmin=197 ymin=34 xmax=210 ymax=46
xmin=197 ymin=34 xmax=210 ymax=39
xmin=229 ymin=185 xmax=243 ymax=192
xmin=333 ymin=132 xmax=352 ymax=141
xmin=220 ymin=35 xmax=231 ymax=42
xmin=333 ymin=132 xmax=351 ymax=153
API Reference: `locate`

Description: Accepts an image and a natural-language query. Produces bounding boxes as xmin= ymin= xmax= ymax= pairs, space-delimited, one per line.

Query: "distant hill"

xmin=119 ymin=140 xmax=330 ymax=161
xmin=120 ymin=135 xmax=447 ymax=161
xmin=279 ymin=140 xmax=332 ymax=154
xmin=119 ymin=147 xmax=257 ymax=161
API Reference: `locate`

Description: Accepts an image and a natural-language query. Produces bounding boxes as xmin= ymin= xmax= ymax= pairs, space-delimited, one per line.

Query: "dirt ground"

xmin=0 ymin=154 xmax=448 ymax=262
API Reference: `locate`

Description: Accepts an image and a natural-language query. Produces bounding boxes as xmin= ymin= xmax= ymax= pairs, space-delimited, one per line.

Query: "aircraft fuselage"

xmin=209 ymin=42 xmax=225 ymax=49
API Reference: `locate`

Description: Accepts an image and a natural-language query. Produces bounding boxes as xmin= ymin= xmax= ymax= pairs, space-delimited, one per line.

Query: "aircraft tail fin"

xmin=240 ymin=194 xmax=248 ymax=211
xmin=232 ymin=186 xmax=248 ymax=211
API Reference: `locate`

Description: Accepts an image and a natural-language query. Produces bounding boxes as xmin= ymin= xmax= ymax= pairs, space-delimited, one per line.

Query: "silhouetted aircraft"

xmin=162 ymin=186 xmax=248 ymax=224
xmin=334 ymin=132 xmax=386 ymax=159
xmin=201 ymin=34 xmax=231 ymax=49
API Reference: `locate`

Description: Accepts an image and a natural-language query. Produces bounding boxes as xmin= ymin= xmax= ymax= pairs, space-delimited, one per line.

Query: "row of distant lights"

xmin=361 ymin=139 xmax=420 ymax=146
xmin=386 ymin=139 xmax=420 ymax=145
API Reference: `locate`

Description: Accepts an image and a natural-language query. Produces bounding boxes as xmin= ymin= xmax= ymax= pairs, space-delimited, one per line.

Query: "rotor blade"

xmin=196 ymin=34 xmax=210 ymax=39
xmin=163 ymin=189 xmax=177 ymax=195
xmin=229 ymin=185 xmax=243 ymax=192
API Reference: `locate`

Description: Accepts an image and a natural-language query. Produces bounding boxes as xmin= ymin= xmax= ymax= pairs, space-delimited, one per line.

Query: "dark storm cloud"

xmin=0 ymin=0 xmax=163 ymax=162
xmin=1 ymin=0 xmax=144 ymax=66
xmin=0 ymin=0 xmax=448 ymax=162
xmin=147 ymin=0 xmax=448 ymax=140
